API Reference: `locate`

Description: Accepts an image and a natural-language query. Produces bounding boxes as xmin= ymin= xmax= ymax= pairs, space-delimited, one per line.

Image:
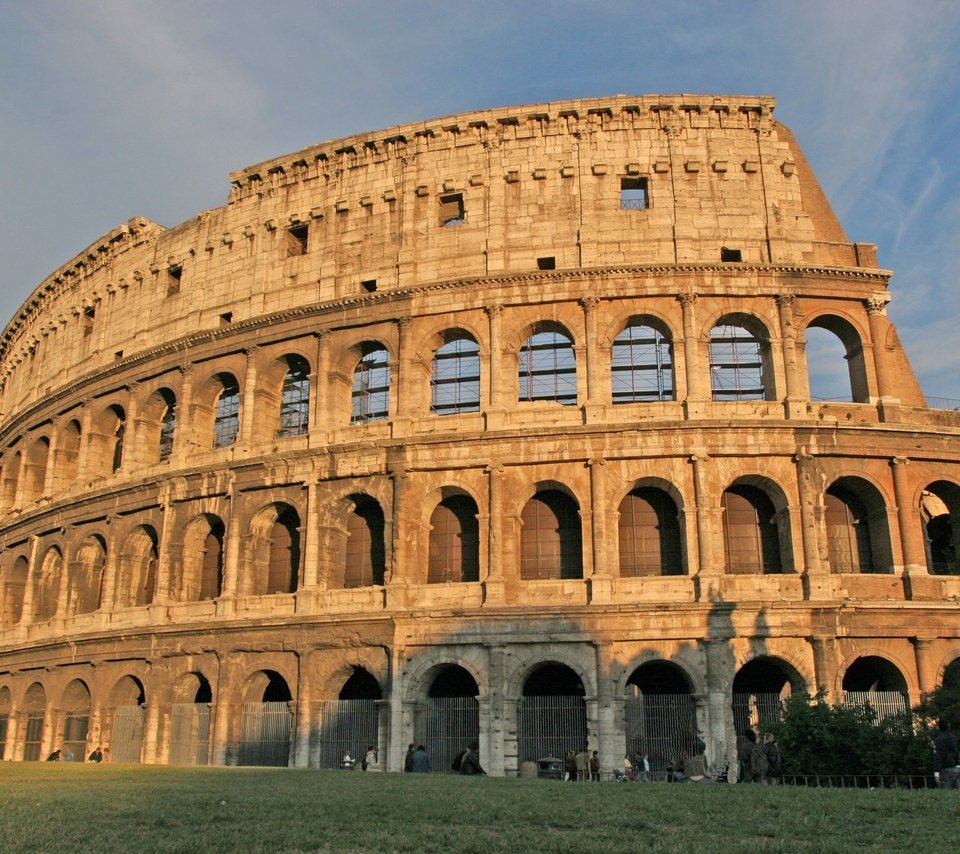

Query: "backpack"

xmin=750 ymin=744 xmax=769 ymax=776
xmin=451 ymin=750 xmax=465 ymax=772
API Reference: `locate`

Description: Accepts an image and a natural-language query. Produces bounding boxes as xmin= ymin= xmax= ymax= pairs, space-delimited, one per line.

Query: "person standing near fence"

xmin=763 ymin=734 xmax=782 ymax=784
xmin=934 ymin=719 xmax=959 ymax=789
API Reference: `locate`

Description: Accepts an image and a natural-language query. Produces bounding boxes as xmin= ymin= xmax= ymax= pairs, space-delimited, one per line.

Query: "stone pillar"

xmin=142 ymin=695 xmax=161 ymax=764
xmin=808 ymin=635 xmax=839 ymax=701
xmin=483 ymin=463 xmax=506 ymax=604
xmin=217 ymin=487 xmax=240 ymax=618
xmin=294 ymin=655 xmax=312 ymax=767
xmin=891 ymin=457 xmax=925 ymax=574
xmin=153 ymin=495 xmax=175 ymax=606
xmin=485 ymin=645 xmax=507 ymax=777
xmin=678 ymin=293 xmax=707 ymax=408
xmin=386 ymin=457 xmax=411 ymax=606
xmin=392 ymin=317 xmax=414 ymax=433
xmin=702 ymin=638 xmax=736 ymax=778
xmin=690 ymin=453 xmax=714 ymax=576
xmin=18 ymin=535 xmax=43 ymax=625
xmin=587 ymin=458 xmax=612 ymax=602
xmin=301 ymin=480 xmax=321 ymax=591
xmin=77 ymin=400 xmax=95 ymax=484
xmin=3 ymin=699 xmax=19 ymax=761
xmin=239 ymin=346 xmax=260 ymax=445
xmin=593 ymin=643 xmax=617 ymax=775
xmin=865 ymin=297 xmax=896 ymax=400
xmin=912 ymin=637 xmax=937 ymax=697
xmin=312 ymin=333 xmax=329 ymax=434
xmin=41 ymin=423 xmax=60 ymax=497
xmin=173 ymin=364 xmax=195 ymax=465
xmin=776 ymin=295 xmax=803 ymax=417
xmin=122 ymin=382 xmax=140 ymax=472
xmin=580 ymin=297 xmax=603 ymax=411
xmin=211 ymin=654 xmax=232 ymax=766
xmin=794 ymin=450 xmax=824 ymax=575
xmin=484 ymin=305 xmax=505 ymax=416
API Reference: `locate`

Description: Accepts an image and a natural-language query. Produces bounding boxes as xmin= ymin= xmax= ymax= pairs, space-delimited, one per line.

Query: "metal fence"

xmin=316 ymin=699 xmax=380 ymax=769
xmin=517 ymin=696 xmax=586 ymax=764
xmin=238 ymin=701 xmax=292 ymax=767
xmin=62 ymin=713 xmax=89 ymax=762
xmin=23 ymin=714 xmax=43 ymax=761
xmin=842 ymin=691 xmax=907 ymax=720
xmin=111 ymin=705 xmax=145 ymax=763
xmin=0 ymin=715 xmax=6 ymax=761
xmin=415 ymin=697 xmax=479 ymax=773
xmin=625 ymin=694 xmax=699 ymax=774
xmin=168 ymin=703 xmax=210 ymax=766
xmin=733 ymin=692 xmax=785 ymax=736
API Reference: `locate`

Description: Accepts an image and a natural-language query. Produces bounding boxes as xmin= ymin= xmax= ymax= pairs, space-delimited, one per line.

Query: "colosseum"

xmin=1 ymin=94 xmax=958 ymax=777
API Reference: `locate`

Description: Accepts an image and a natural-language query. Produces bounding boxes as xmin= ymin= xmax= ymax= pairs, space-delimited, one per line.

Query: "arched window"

xmin=59 ymin=420 xmax=82 ymax=489
xmin=519 ymin=330 xmax=577 ymax=405
xmin=351 ymin=346 xmax=390 ymax=423
xmin=70 ymin=536 xmax=106 ymax=615
xmin=158 ymin=389 xmax=177 ymax=462
xmin=611 ymin=322 xmax=673 ymax=403
xmin=345 ymin=496 xmax=386 ymax=587
xmin=431 ymin=336 xmax=480 ymax=415
xmin=104 ymin=405 xmax=126 ymax=473
xmin=618 ymin=488 xmax=683 ymax=576
xmin=180 ymin=515 xmax=224 ymax=601
xmin=277 ymin=356 xmax=310 ymax=437
xmin=118 ymin=526 xmax=159 ymax=608
xmin=266 ymin=507 xmax=300 ymax=594
xmin=722 ymin=485 xmax=782 ymax=574
xmin=23 ymin=437 xmax=50 ymax=501
xmin=710 ymin=323 xmax=767 ymax=401
xmin=804 ymin=317 xmax=869 ymax=403
xmin=825 ymin=485 xmax=874 ymax=572
xmin=2 ymin=451 xmax=21 ymax=508
xmin=428 ymin=495 xmax=480 ymax=583
xmin=214 ymin=374 xmax=241 ymax=448
xmin=34 ymin=547 xmax=63 ymax=620
xmin=520 ymin=490 xmax=583 ymax=579
xmin=2 ymin=556 xmax=28 ymax=625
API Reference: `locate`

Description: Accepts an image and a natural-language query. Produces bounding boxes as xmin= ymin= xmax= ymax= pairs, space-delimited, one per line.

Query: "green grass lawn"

xmin=0 ymin=763 xmax=954 ymax=853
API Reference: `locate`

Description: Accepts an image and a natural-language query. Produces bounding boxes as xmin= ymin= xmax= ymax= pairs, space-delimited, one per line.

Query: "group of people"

xmin=737 ymin=730 xmax=782 ymax=784
xmin=563 ymin=749 xmax=603 ymax=781
xmin=45 ymin=746 xmax=105 ymax=763
xmin=342 ymin=741 xmax=486 ymax=775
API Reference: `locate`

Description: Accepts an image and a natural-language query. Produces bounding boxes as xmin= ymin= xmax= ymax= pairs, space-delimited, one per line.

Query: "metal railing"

xmin=925 ymin=396 xmax=960 ymax=411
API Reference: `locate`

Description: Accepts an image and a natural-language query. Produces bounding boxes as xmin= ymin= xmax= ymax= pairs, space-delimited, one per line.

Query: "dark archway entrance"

xmin=169 ymin=673 xmax=213 ymax=766
xmin=518 ymin=663 xmax=586 ymax=764
xmin=624 ymin=661 xmax=696 ymax=776
xmin=732 ymin=657 xmax=801 ymax=742
xmin=318 ymin=667 xmax=383 ymax=769
xmin=415 ymin=665 xmax=479 ymax=773
xmin=842 ymin=656 xmax=908 ymax=719
xmin=238 ymin=671 xmax=292 ymax=767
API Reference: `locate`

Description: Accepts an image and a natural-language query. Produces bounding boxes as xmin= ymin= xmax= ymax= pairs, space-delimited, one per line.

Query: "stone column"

xmin=98 ymin=518 xmax=120 ymax=617
xmin=678 ymin=293 xmax=707 ymax=408
xmin=386 ymin=457 xmax=411 ymax=607
xmin=485 ymin=645 xmax=507 ymax=777
xmin=122 ymin=382 xmax=140 ymax=472
xmin=392 ymin=317 xmax=414 ymax=434
xmin=808 ymin=635 xmax=839 ymax=701
xmin=864 ymin=297 xmax=895 ymax=400
xmin=153 ymin=494 xmax=175 ymax=606
xmin=580 ymin=297 xmax=603 ymax=413
xmin=18 ymin=535 xmax=43 ymax=625
xmin=794 ymin=450 xmax=823 ymax=575
xmin=210 ymin=657 xmax=232 ymax=766
xmin=142 ymin=692 xmax=161 ymax=764
xmin=891 ymin=457 xmax=925 ymax=574
xmin=301 ymin=480 xmax=321 ymax=591
xmin=312 ymin=333 xmax=329 ymax=434
xmin=294 ymin=655 xmax=312 ymax=767
xmin=484 ymin=305 xmax=505 ymax=417
xmin=587 ymin=458 xmax=612 ymax=602
xmin=2 ymin=698 xmax=19 ymax=761
xmin=217 ymin=485 xmax=240 ymax=618
xmin=483 ymin=463 xmax=506 ymax=604
xmin=173 ymin=364 xmax=195 ymax=465
xmin=776 ymin=295 xmax=803 ymax=417
xmin=912 ymin=637 xmax=937 ymax=697
xmin=690 ymin=453 xmax=714 ymax=576
xmin=239 ymin=346 xmax=260 ymax=445
xmin=41 ymin=422 xmax=61 ymax=497
xmin=702 ymin=638 xmax=736 ymax=778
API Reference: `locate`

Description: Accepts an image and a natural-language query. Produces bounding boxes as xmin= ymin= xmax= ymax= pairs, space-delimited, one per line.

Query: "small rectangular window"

xmin=721 ymin=247 xmax=743 ymax=262
xmin=620 ymin=177 xmax=649 ymax=210
xmin=361 ymin=279 xmax=377 ymax=293
xmin=114 ymin=350 xmax=124 ymax=360
xmin=439 ymin=193 xmax=465 ymax=226
xmin=219 ymin=312 xmax=233 ymax=326
xmin=83 ymin=307 xmax=95 ymax=337
xmin=287 ymin=224 xmax=309 ymax=256
xmin=537 ymin=257 xmax=556 ymax=270
xmin=167 ymin=265 xmax=182 ymax=296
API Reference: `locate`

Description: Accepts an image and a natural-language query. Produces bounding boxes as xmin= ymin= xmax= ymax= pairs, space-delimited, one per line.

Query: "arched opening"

xmin=22 ymin=682 xmax=46 ymax=761
xmin=2 ymin=451 xmax=21 ymax=509
xmin=624 ymin=661 xmax=696 ymax=777
xmin=239 ymin=670 xmax=292 ymax=767
xmin=139 ymin=387 xmax=178 ymax=465
xmin=942 ymin=659 xmax=960 ymax=690
xmin=520 ymin=489 xmax=583 ymax=580
xmin=733 ymin=656 xmax=802 ymax=743
xmin=277 ymin=355 xmax=311 ymax=438
xmin=180 ymin=515 xmax=224 ymax=601
xmin=431 ymin=334 xmax=481 ymax=415
xmin=722 ymin=484 xmax=784 ymax=574
xmin=804 ymin=316 xmax=869 ymax=403
xmin=618 ymin=487 xmax=683 ymax=576
xmin=415 ymin=665 xmax=480 ymax=773
xmin=344 ymin=495 xmax=386 ymax=588
xmin=2 ymin=556 xmax=28 ymax=625
xmin=91 ymin=405 xmax=126 ymax=476
xmin=69 ymin=535 xmax=106 ymax=615
xmin=117 ymin=526 xmax=159 ymax=608
xmin=58 ymin=420 xmax=82 ymax=491
xmin=318 ymin=668 xmax=383 ymax=771
xmin=213 ymin=374 xmax=241 ymax=448
xmin=61 ymin=680 xmax=91 ymax=762
xmin=611 ymin=319 xmax=674 ymax=403
xmin=518 ymin=663 xmax=587 ymax=764
xmin=246 ymin=504 xmax=301 ymax=596
xmin=109 ymin=676 xmax=146 ymax=764
xmin=0 ymin=686 xmax=10 ymax=761
xmin=921 ymin=481 xmax=960 ymax=575
xmin=22 ymin=436 xmax=50 ymax=502
xmin=428 ymin=494 xmax=480 ymax=583
xmin=169 ymin=673 xmax=213 ymax=766
xmin=351 ymin=344 xmax=391 ymax=423
xmin=842 ymin=656 xmax=909 ymax=718
xmin=709 ymin=317 xmax=773 ymax=401
xmin=824 ymin=477 xmax=893 ymax=573
xmin=34 ymin=546 xmax=63 ymax=621
xmin=518 ymin=327 xmax=577 ymax=406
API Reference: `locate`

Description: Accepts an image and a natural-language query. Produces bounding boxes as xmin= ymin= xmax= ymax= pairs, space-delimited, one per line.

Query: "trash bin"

xmin=537 ymin=756 xmax=564 ymax=780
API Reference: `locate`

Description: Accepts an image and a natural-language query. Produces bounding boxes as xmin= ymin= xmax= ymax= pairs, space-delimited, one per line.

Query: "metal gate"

xmin=843 ymin=691 xmax=907 ymax=720
xmin=414 ymin=697 xmax=479 ymax=773
xmin=23 ymin=714 xmax=43 ymax=761
xmin=317 ymin=699 xmax=379 ymax=769
xmin=238 ymin=701 xmax=291 ymax=767
xmin=624 ymin=694 xmax=699 ymax=774
xmin=732 ymin=692 xmax=784 ymax=738
xmin=0 ymin=715 xmax=7 ymax=760
xmin=111 ymin=705 xmax=145 ymax=763
xmin=517 ymin=696 xmax=586 ymax=764
xmin=62 ymin=713 xmax=89 ymax=762
xmin=168 ymin=703 xmax=210 ymax=766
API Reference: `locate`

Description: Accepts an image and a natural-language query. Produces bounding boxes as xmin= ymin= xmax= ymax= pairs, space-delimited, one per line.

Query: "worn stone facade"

xmin=0 ymin=94 xmax=958 ymax=776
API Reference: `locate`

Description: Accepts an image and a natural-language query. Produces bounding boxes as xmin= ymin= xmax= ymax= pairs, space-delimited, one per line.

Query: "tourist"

xmin=622 ymin=753 xmax=634 ymax=781
xmin=564 ymin=750 xmax=577 ymax=781
xmin=575 ymin=748 xmax=590 ymax=782
xmin=341 ymin=750 xmax=356 ymax=770
xmin=639 ymin=753 xmax=652 ymax=782
xmin=404 ymin=743 xmax=416 ymax=772
xmin=934 ymin=719 xmax=959 ymax=789
xmin=363 ymin=745 xmax=380 ymax=772
xmin=459 ymin=740 xmax=486 ymax=775
xmin=45 ymin=748 xmax=61 ymax=761
xmin=590 ymin=750 xmax=601 ymax=781
xmin=410 ymin=744 xmax=431 ymax=773
xmin=87 ymin=746 xmax=103 ymax=763
xmin=763 ymin=733 xmax=782 ymax=784
xmin=738 ymin=730 xmax=767 ymax=783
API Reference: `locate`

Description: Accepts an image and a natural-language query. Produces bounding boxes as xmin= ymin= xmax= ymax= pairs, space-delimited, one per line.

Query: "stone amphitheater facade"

xmin=1 ymin=94 xmax=958 ymax=776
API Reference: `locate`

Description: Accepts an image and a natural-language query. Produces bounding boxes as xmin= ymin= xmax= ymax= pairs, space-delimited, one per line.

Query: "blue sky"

xmin=2 ymin=0 xmax=959 ymax=399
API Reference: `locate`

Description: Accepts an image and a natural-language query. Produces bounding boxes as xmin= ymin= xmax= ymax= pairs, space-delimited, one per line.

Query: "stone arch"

xmin=138 ymin=386 xmax=178 ymax=465
xmin=22 ymin=434 xmax=51 ymax=502
xmin=33 ymin=545 xmax=63 ymax=621
xmin=617 ymin=481 xmax=685 ymax=576
xmin=116 ymin=524 xmax=159 ymax=608
xmin=22 ymin=681 xmax=47 ymax=761
xmin=733 ymin=654 xmax=806 ymax=742
xmin=403 ymin=651 xmax=488 ymax=703
xmin=244 ymin=503 xmax=301 ymax=596
xmin=519 ymin=483 xmax=583 ymax=580
xmin=517 ymin=661 xmax=589 ymax=764
xmin=803 ymin=312 xmax=869 ymax=403
xmin=429 ymin=328 xmax=482 ymax=416
xmin=708 ymin=312 xmax=776 ymax=401
xmin=841 ymin=654 xmax=909 ymax=694
xmin=516 ymin=320 xmax=578 ymax=406
xmin=327 ymin=493 xmax=386 ymax=589
xmin=424 ymin=487 xmax=480 ymax=584
xmin=938 ymin=656 xmax=960 ymax=689
xmin=504 ymin=647 xmax=596 ymax=701
xmin=60 ymin=679 xmax=92 ymax=762
xmin=108 ymin=674 xmax=147 ymax=763
xmin=721 ymin=475 xmax=793 ymax=574
xmin=56 ymin=418 xmax=82 ymax=492
xmin=608 ymin=314 xmax=676 ymax=404
xmin=823 ymin=475 xmax=894 ymax=573
xmin=193 ymin=370 xmax=243 ymax=449
xmin=177 ymin=513 xmax=225 ymax=601
xmin=89 ymin=403 xmax=126 ymax=477
xmin=338 ymin=667 xmax=383 ymax=700
xmin=1 ymin=449 xmax=22 ymax=509
xmin=67 ymin=534 xmax=106 ymax=615
xmin=2 ymin=553 xmax=29 ymax=625
xmin=920 ymin=479 xmax=960 ymax=575
xmin=267 ymin=352 xmax=312 ymax=439
xmin=171 ymin=671 xmax=214 ymax=704
xmin=339 ymin=339 xmax=392 ymax=425
xmin=110 ymin=674 xmax=147 ymax=707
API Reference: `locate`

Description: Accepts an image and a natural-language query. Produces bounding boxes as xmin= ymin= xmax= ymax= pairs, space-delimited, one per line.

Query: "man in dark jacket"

xmin=410 ymin=745 xmax=431 ymax=773
xmin=934 ymin=719 xmax=959 ymax=789
xmin=460 ymin=740 xmax=486 ymax=775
